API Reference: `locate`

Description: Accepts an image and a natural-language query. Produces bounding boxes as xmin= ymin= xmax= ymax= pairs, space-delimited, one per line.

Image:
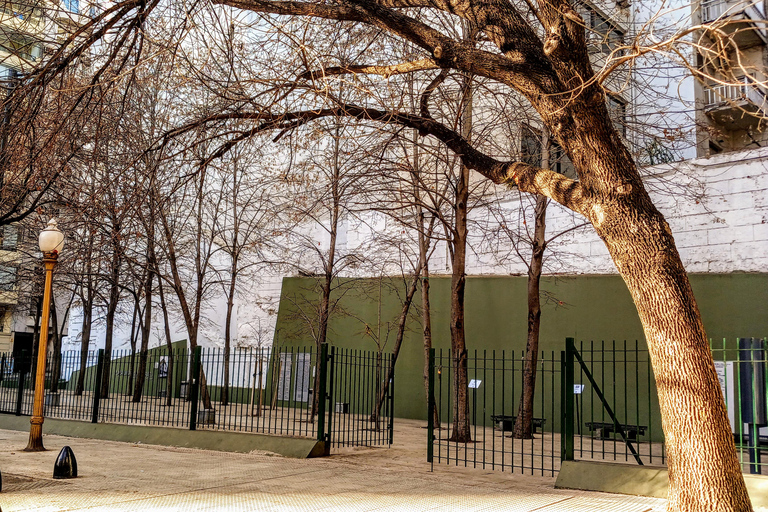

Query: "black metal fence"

xmin=710 ymin=338 xmax=768 ymax=475
xmin=561 ymin=338 xmax=664 ymax=468
xmin=427 ymin=348 xmax=564 ymax=476
xmin=428 ymin=337 xmax=768 ymax=477
xmin=0 ymin=344 xmax=394 ymax=451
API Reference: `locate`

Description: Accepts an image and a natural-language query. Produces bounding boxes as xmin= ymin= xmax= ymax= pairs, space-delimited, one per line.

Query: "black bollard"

xmin=53 ymin=446 xmax=77 ymax=479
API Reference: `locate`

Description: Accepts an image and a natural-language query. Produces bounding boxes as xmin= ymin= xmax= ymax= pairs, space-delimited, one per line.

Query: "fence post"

xmin=325 ymin=345 xmax=336 ymax=449
xmin=15 ymin=349 xmax=30 ymax=416
xmin=189 ymin=346 xmax=202 ymax=431
xmin=91 ymin=349 xmax=105 ymax=423
xmin=316 ymin=343 xmax=328 ymax=444
xmin=388 ymin=352 xmax=395 ymax=446
xmin=427 ymin=348 xmax=435 ymax=465
xmin=739 ymin=337 xmax=766 ymax=474
xmin=561 ymin=338 xmax=575 ymax=462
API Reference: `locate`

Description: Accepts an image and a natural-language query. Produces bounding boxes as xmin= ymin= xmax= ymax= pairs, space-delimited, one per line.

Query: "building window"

xmin=0 ymin=34 xmax=42 ymax=62
xmin=1 ymin=225 xmax=18 ymax=251
xmin=551 ymin=143 xmax=577 ymax=179
xmin=520 ymin=125 xmax=577 ymax=179
xmin=520 ymin=126 xmax=542 ymax=167
xmin=64 ymin=0 xmax=79 ymax=13
xmin=583 ymin=6 xmax=625 ymax=56
xmin=0 ymin=265 xmax=17 ymax=292
xmin=607 ymin=95 xmax=627 ymax=136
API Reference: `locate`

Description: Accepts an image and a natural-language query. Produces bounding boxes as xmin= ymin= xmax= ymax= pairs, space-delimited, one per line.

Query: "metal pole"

xmin=15 ymin=354 xmax=26 ymax=416
xmin=92 ymin=349 xmax=104 ymax=423
xmin=561 ymin=338 xmax=575 ymax=462
xmin=388 ymin=352 xmax=395 ymax=446
xmin=189 ymin=346 xmax=201 ymax=431
xmin=427 ymin=348 xmax=435 ymax=466
xmin=316 ymin=344 xmax=328 ymax=444
xmin=25 ymin=255 xmax=56 ymax=451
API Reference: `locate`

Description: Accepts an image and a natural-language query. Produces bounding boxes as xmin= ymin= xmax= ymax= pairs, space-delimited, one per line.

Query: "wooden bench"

xmin=491 ymin=415 xmax=546 ymax=433
xmin=585 ymin=421 xmax=647 ymax=441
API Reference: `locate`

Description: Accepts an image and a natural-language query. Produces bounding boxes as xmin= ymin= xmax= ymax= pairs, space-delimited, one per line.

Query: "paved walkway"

xmin=0 ymin=419 xmax=666 ymax=511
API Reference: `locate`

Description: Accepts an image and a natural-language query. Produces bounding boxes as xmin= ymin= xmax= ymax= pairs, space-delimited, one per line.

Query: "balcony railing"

xmin=702 ymin=0 xmax=766 ymax=22
xmin=704 ymin=76 xmax=767 ymax=110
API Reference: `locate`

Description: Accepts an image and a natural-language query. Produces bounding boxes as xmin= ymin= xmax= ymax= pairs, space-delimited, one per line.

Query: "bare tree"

xmin=19 ymin=0 xmax=764 ymax=506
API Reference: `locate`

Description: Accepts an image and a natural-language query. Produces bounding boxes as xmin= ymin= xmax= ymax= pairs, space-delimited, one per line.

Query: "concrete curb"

xmin=0 ymin=415 xmax=326 ymax=458
xmin=555 ymin=460 xmax=768 ymax=508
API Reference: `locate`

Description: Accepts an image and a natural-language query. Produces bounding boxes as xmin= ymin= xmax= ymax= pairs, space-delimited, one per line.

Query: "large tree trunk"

xmin=512 ymin=99 xmax=752 ymax=507
xmin=602 ymin=205 xmax=749 ymax=511
xmin=552 ymin=95 xmax=750 ymax=510
xmin=513 ymin=193 xmax=547 ymax=439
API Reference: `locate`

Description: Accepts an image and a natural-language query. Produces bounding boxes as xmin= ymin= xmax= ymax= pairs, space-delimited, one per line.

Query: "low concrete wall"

xmin=556 ymin=460 xmax=768 ymax=508
xmin=0 ymin=415 xmax=326 ymax=458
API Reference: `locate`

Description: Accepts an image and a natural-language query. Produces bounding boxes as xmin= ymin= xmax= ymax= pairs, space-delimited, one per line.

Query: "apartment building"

xmin=693 ymin=0 xmax=768 ymax=156
xmin=0 ymin=0 xmax=82 ymax=353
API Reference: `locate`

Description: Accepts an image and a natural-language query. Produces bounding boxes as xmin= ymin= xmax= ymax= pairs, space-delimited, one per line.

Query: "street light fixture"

xmin=25 ymin=219 xmax=64 ymax=452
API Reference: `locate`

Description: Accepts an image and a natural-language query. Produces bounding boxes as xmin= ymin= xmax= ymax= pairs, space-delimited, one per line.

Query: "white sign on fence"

xmin=574 ymin=384 xmax=585 ymax=394
xmin=294 ymin=353 xmax=312 ymax=403
xmin=468 ymin=379 xmax=482 ymax=389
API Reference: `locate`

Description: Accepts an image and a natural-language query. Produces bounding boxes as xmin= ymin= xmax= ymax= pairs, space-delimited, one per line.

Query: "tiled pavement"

xmin=0 ymin=420 xmax=666 ymax=511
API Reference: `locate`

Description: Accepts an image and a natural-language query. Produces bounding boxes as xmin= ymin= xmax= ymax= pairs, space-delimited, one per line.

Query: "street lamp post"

xmin=25 ymin=219 xmax=64 ymax=452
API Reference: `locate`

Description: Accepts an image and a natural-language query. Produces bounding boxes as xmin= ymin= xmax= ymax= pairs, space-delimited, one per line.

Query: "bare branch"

xmin=298 ymin=58 xmax=439 ymax=80
xmin=505 ymin=163 xmax=587 ymax=215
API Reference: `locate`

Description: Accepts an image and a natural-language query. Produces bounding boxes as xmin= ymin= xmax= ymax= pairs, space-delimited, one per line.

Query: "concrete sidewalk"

xmin=0 ymin=420 xmax=666 ymax=511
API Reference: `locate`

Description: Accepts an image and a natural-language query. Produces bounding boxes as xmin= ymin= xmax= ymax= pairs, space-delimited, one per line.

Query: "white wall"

xmin=63 ymin=148 xmax=768 ymax=355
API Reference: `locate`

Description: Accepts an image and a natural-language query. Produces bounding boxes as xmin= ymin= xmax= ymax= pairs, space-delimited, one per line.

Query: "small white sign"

xmin=574 ymin=384 xmax=585 ymax=394
xmin=468 ymin=379 xmax=482 ymax=389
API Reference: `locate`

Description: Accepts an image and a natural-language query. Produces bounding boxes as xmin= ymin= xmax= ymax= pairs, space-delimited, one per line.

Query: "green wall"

xmin=68 ymin=340 xmax=188 ymax=397
xmin=274 ymin=273 xmax=768 ymax=425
